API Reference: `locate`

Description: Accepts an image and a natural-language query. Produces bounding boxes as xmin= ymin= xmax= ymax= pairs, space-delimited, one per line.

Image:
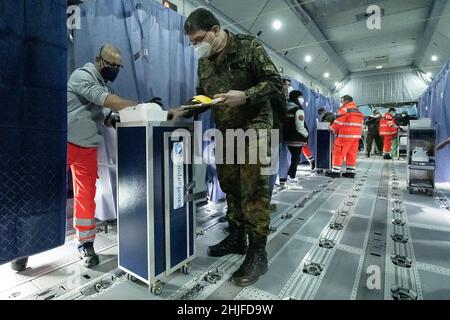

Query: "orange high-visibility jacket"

xmin=330 ymin=102 xmax=364 ymax=139
xmin=380 ymin=112 xmax=398 ymax=136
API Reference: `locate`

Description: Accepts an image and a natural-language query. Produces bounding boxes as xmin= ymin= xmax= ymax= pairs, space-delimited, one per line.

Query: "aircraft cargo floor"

xmin=1 ymin=157 xmax=450 ymax=300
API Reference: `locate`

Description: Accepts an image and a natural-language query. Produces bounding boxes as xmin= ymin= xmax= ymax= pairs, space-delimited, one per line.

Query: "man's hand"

xmin=168 ymin=107 xmax=189 ymax=122
xmin=214 ymin=90 xmax=246 ymax=108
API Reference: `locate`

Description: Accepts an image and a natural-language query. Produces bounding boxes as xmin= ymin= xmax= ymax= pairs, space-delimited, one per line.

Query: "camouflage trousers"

xmin=216 ymin=128 xmax=272 ymax=237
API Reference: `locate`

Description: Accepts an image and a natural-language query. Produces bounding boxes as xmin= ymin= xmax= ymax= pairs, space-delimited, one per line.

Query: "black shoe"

xmin=231 ymin=233 xmax=268 ymax=287
xmin=342 ymin=172 xmax=356 ymax=179
xmin=310 ymin=160 xmax=316 ymax=171
xmin=207 ymin=221 xmax=247 ymax=257
xmin=10 ymin=257 xmax=28 ymax=272
xmin=79 ymin=242 xmax=99 ymax=268
xmin=367 ymin=153 xmax=370 ymax=158
xmin=326 ymin=171 xmax=341 ymax=179
xmin=383 ymin=154 xmax=392 ymax=160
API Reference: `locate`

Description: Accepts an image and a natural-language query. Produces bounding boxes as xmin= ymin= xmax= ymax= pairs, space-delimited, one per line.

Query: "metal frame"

xmin=406 ymin=126 xmax=436 ymax=194
xmin=163 ymin=132 xmax=195 ymax=275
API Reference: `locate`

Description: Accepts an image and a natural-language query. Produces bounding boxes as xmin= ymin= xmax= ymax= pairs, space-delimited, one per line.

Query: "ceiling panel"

xmin=313 ymin=0 xmax=432 ymax=30
xmin=208 ymin=0 xmax=438 ymax=88
xmin=417 ymin=1 xmax=450 ymax=73
xmin=247 ymin=0 xmax=310 ymax=52
xmin=209 ymin=0 xmax=269 ymax=30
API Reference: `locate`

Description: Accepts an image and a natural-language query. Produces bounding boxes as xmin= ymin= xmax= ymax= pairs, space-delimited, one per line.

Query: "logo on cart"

xmin=175 ymin=143 xmax=183 ymax=155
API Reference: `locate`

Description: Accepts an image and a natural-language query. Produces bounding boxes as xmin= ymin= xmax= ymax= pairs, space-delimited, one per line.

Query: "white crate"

xmin=119 ymin=103 xmax=168 ymax=123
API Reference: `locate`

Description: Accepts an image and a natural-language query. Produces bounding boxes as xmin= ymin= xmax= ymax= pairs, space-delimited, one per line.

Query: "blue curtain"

xmin=417 ymin=58 xmax=450 ymax=183
xmin=0 ymin=0 xmax=67 ymax=263
xmin=72 ymin=0 xmax=206 ymax=217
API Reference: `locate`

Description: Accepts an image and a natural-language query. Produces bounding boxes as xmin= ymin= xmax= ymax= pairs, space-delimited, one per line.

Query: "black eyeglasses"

xmin=189 ymin=31 xmax=210 ymax=46
xmin=101 ymin=57 xmax=123 ymax=69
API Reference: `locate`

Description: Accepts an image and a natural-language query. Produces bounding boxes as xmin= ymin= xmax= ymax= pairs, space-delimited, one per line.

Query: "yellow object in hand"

xmin=192 ymin=95 xmax=214 ymax=104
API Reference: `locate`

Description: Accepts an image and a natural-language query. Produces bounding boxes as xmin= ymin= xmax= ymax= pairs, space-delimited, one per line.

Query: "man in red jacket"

xmin=380 ymin=107 xmax=399 ymax=160
xmin=327 ymin=95 xmax=364 ymax=179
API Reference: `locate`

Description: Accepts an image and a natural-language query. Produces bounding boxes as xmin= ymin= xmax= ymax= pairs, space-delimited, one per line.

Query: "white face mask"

xmin=194 ymin=32 xmax=217 ymax=59
xmin=194 ymin=42 xmax=212 ymax=59
xmin=299 ymin=97 xmax=305 ymax=106
xmin=390 ymin=112 xmax=396 ymax=116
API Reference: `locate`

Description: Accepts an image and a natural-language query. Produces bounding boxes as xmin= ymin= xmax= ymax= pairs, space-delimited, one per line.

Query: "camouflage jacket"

xmin=195 ymin=31 xmax=283 ymax=130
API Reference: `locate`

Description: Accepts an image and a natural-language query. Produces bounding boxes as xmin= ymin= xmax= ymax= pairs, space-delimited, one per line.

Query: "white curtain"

xmin=338 ymin=68 xmax=429 ymax=105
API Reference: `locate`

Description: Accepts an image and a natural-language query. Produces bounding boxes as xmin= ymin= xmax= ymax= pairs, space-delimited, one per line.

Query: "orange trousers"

xmin=332 ymin=138 xmax=359 ymax=173
xmin=67 ymin=143 xmax=98 ymax=245
xmin=382 ymin=135 xmax=394 ymax=154
xmin=302 ymin=145 xmax=314 ymax=162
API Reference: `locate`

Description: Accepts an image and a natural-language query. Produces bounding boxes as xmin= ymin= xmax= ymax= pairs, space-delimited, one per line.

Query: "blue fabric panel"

xmin=0 ymin=1 xmax=25 ymax=36
xmin=25 ymin=0 xmax=67 ymax=47
xmin=0 ymin=129 xmax=67 ymax=263
xmin=417 ymin=58 xmax=450 ymax=183
xmin=0 ymin=35 xmax=26 ymax=87
xmin=0 ymin=0 xmax=67 ymax=264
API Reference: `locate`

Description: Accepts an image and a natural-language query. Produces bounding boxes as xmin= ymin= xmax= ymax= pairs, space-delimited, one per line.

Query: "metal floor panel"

xmin=299 ymin=210 xmax=334 ymax=239
xmin=2 ymin=158 xmax=450 ymax=300
xmin=403 ymin=201 xmax=450 ymax=231
xmin=418 ymin=270 xmax=450 ymax=300
xmin=340 ymin=216 xmax=370 ymax=249
xmin=253 ymin=239 xmax=312 ymax=296
xmin=352 ymin=197 xmax=376 ymax=217
xmin=314 ymin=250 xmax=360 ymax=300
xmin=410 ymin=226 xmax=450 ymax=270
xmin=273 ymin=190 xmax=309 ymax=203
xmin=0 ymin=231 xmax=116 ymax=294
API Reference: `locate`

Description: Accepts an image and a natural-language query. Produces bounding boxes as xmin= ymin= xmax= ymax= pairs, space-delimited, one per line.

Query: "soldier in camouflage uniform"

xmin=170 ymin=8 xmax=283 ymax=287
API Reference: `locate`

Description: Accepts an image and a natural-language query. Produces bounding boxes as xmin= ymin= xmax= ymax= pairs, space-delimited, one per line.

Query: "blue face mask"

xmin=100 ymin=66 xmax=120 ymax=83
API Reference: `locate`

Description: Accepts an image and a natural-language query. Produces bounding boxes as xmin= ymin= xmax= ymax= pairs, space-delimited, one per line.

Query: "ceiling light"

xmin=431 ymin=55 xmax=438 ymax=62
xmin=305 ymin=55 xmax=312 ymax=63
xmin=324 ymin=72 xmax=330 ymax=78
xmin=427 ymin=72 xmax=432 ymax=77
xmin=272 ymin=20 xmax=282 ymax=30
xmin=376 ymin=65 xmax=383 ymax=69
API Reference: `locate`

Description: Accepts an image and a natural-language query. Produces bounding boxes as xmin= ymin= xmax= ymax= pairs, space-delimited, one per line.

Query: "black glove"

xmin=105 ymin=111 xmax=121 ymax=129
xmin=145 ymin=97 xmax=163 ymax=107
